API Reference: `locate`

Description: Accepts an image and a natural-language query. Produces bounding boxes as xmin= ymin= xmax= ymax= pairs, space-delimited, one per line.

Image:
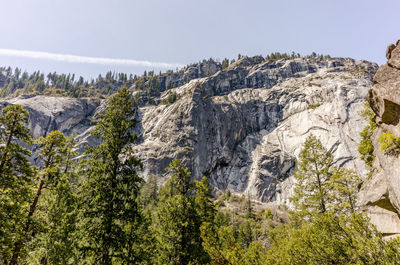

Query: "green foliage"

xmin=358 ymin=102 xmax=376 ymax=169
xmin=0 ymin=54 xmax=333 ymax=100
xmin=78 ymin=87 xmax=146 ymax=264
xmin=265 ymin=209 xmax=274 ymax=220
xmin=267 ymin=212 xmax=400 ymax=265
xmin=27 ymin=174 xmax=78 ymax=265
xmin=272 ymin=135 xmax=400 ymax=264
xmin=266 ymin=52 xmax=294 ymax=60
xmin=155 ymin=159 xmax=209 ymax=264
xmin=379 ymin=131 xmax=400 ymax=155
xmin=221 ymin=58 xmax=230 ymax=69
xmin=244 ymin=194 xmax=255 ymax=219
xmin=328 ymin=167 xmax=361 ymax=213
xmin=308 ymin=103 xmax=321 ymax=109
xmin=291 ymin=135 xmax=333 ymax=214
xmin=195 ymin=176 xmax=216 ymax=224
xmin=155 ymin=194 xmax=204 ymax=264
xmin=265 ymin=51 xmax=330 ymax=61
xmin=200 ymin=221 xmax=268 ymax=265
xmin=139 ymin=174 xmax=159 ymax=210
xmin=159 ymin=159 xmax=193 ymax=199
xmin=162 ymin=91 xmax=178 ymax=105
xmin=291 ymin=135 xmax=363 ymax=216
xmin=352 ymin=65 xmax=376 ymax=76
xmin=0 ymin=67 xmax=137 ymax=98
xmin=0 ymin=105 xmax=35 ymax=263
xmin=8 ymin=130 xmax=70 ymax=264
xmin=26 ymin=134 xmax=79 ymax=264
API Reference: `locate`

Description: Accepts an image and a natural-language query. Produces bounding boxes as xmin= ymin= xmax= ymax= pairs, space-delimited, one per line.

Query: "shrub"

xmin=265 ymin=209 xmax=273 ymax=220
xmin=379 ymin=131 xmax=400 ymax=155
xmin=358 ymin=102 xmax=376 ymax=169
xmin=161 ymin=91 xmax=178 ymax=105
xmin=309 ymin=103 xmax=321 ymax=110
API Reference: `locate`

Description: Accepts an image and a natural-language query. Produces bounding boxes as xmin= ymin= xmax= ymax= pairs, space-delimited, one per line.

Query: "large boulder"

xmin=359 ymin=40 xmax=400 ymax=236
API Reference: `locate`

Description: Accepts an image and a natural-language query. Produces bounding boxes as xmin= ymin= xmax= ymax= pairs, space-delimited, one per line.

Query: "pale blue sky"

xmin=0 ymin=0 xmax=399 ymax=78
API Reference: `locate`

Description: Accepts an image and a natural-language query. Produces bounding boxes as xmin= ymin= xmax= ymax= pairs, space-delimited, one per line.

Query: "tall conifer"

xmin=78 ymin=87 xmax=144 ymax=264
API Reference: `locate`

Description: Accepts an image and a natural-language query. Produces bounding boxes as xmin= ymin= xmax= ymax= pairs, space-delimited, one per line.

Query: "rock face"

xmin=134 ymin=57 xmax=376 ymax=203
xmin=0 ymin=95 xmax=101 ymax=159
xmin=359 ymin=40 xmax=400 ymax=236
xmin=0 ymin=57 xmax=377 ymax=203
xmin=132 ymin=59 xmax=221 ymax=94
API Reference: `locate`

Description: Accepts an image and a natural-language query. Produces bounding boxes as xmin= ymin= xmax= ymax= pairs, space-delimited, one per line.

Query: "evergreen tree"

xmin=200 ymin=223 xmax=242 ymax=265
xmin=200 ymin=222 xmax=267 ymax=265
xmin=238 ymin=220 xmax=254 ymax=248
xmin=27 ymin=134 xmax=79 ymax=265
xmin=0 ymin=105 xmax=35 ymax=263
xmin=291 ymin=135 xmax=362 ymax=216
xmin=244 ymin=193 xmax=254 ymax=219
xmin=78 ymin=87 xmax=145 ymax=264
xmin=266 ymin=212 xmax=400 ymax=265
xmin=290 ymin=134 xmax=333 ymax=214
xmin=155 ymin=159 xmax=207 ymax=264
xmin=9 ymin=130 xmax=68 ymax=265
xmin=221 ymin=58 xmax=230 ymax=69
xmin=139 ymin=174 xmax=159 ymax=210
xmin=329 ymin=167 xmax=361 ymax=214
xmin=195 ymin=176 xmax=216 ymax=224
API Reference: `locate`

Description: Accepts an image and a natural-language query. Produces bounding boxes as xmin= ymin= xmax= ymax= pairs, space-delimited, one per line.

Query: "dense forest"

xmin=0 ymin=86 xmax=399 ymax=265
xmin=0 ymin=52 xmax=331 ymax=102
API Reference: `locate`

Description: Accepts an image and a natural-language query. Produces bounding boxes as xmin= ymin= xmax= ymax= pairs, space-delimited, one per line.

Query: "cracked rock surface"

xmin=0 ymin=57 xmax=377 ymax=204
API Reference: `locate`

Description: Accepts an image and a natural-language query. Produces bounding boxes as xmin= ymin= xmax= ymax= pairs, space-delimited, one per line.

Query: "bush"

xmin=309 ymin=103 xmax=321 ymax=110
xmin=379 ymin=131 xmax=400 ymax=155
xmin=162 ymin=91 xmax=178 ymax=105
xmin=266 ymin=212 xmax=400 ymax=265
xmin=358 ymin=103 xmax=376 ymax=169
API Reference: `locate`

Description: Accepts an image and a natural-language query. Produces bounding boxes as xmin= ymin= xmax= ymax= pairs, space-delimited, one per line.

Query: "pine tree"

xmin=290 ymin=134 xmax=333 ymax=214
xmin=155 ymin=159 xmax=207 ymax=264
xmin=0 ymin=105 xmax=35 ymax=263
xmin=195 ymin=176 xmax=216 ymax=224
xmin=200 ymin=223 xmax=242 ymax=265
xmin=8 ymin=130 xmax=68 ymax=265
xmin=200 ymin=221 xmax=266 ymax=265
xmin=27 ymin=134 xmax=79 ymax=264
xmin=78 ymin=87 xmax=145 ymax=264
xmin=139 ymin=174 xmax=159 ymax=210
xmin=266 ymin=212 xmax=400 ymax=264
xmin=221 ymin=58 xmax=230 ymax=69
xmin=329 ymin=167 xmax=361 ymax=214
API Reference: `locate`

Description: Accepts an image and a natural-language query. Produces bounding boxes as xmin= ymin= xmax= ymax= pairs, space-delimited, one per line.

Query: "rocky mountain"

xmin=0 ymin=56 xmax=377 ymax=204
xmin=358 ymin=40 xmax=400 ymax=237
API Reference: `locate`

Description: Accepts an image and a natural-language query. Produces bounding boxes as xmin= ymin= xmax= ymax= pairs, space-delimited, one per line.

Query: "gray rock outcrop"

xmin=358 ymin=40 xmax=400 ymax=236
xmin=0 ymin=57 xmax=377 ymax=204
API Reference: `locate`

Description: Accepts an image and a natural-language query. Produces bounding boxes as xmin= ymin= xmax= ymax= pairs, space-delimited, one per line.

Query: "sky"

xmin=0 ymin=0 xmax=399 ymax=79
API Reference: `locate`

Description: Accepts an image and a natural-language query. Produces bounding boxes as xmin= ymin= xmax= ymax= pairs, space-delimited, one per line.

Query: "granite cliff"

xmin=0 ymin=56 xmax=377 ymax=204
xmin=358 ymin=40 xmax=400 ymax=237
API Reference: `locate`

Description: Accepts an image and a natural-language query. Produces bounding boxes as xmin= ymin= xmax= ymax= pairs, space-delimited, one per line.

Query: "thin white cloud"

xmin=0 ymin=48 xmax=183 ymax=69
